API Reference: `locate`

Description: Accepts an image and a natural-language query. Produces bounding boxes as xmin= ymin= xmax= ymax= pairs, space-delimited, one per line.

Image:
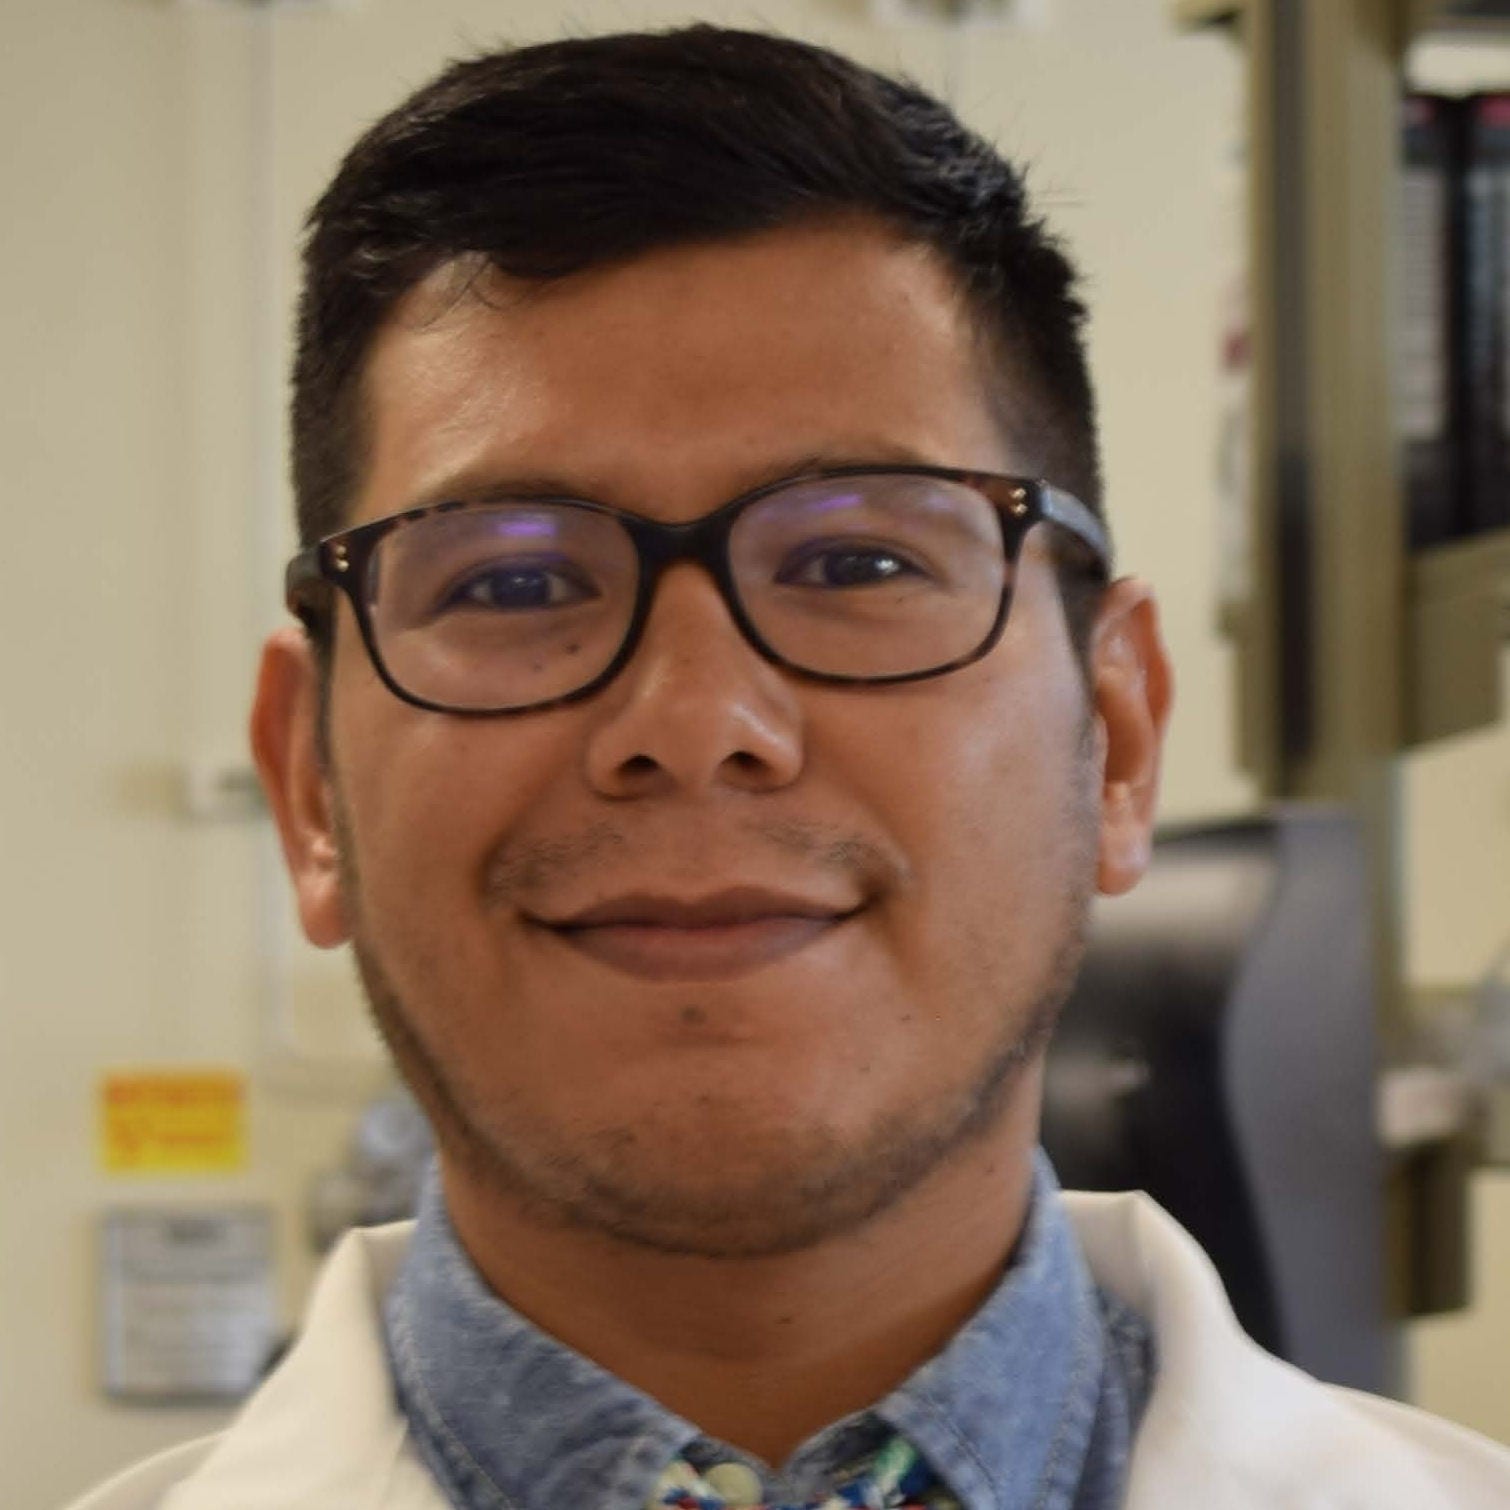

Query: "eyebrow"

xmin=403 ymin=443 xmax=958 ymax=514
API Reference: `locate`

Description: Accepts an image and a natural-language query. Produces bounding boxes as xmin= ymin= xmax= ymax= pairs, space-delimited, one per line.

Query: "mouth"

xmin=529 ymin=887 xmax=865 ymax=982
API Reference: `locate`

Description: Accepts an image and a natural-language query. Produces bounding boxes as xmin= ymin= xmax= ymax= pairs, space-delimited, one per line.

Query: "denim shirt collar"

xmin=384 ymin=1151 xmax=1148 ymax=1510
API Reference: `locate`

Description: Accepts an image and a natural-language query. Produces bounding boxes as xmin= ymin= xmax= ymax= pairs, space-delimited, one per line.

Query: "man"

xmin=72 ymin=25 xmax=1510 ymax=1510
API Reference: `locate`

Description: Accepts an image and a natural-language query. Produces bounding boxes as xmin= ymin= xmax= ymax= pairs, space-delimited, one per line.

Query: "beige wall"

xmin=1 ymin=2 xmax=1505 ymax=1506
xmin=1 ymin=7 xmax=392 ymax=1505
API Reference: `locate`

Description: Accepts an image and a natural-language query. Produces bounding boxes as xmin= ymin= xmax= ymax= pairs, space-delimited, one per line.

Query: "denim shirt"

xmin=383 ymin=1152 xmax=1153 ymax=1510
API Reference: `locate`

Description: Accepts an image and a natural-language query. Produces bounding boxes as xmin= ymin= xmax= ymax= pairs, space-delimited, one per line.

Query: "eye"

xmin=776 ymin=540 xmax=928 ymax=589
xmin=439 ymin=558 xmax=599 ymax=612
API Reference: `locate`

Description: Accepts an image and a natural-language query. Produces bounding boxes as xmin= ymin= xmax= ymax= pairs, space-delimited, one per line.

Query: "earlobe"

xmin=1089 ymin=581 xmax=1173 ymax=897
xmin=249 ymin=626 xmax=350 ymax=948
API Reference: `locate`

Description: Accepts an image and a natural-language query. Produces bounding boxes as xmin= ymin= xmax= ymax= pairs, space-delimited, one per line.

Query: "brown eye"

xmin=438 ymin=559 xmax=599 ymax=613
xmin=776 ymin=541 xmax=927 ymax=588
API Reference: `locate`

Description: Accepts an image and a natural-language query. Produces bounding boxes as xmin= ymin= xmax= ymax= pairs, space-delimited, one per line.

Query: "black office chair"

xmin=1042 ymin=808 xmax=1396 ymax=1393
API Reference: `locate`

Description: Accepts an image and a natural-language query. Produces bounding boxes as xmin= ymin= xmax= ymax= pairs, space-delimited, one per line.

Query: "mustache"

xmin=479 ymin=816 xmax=908 ymax=905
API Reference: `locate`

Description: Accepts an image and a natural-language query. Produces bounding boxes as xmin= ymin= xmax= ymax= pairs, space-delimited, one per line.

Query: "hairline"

xmin=309 ymin=216 xmax=1101 ymax=545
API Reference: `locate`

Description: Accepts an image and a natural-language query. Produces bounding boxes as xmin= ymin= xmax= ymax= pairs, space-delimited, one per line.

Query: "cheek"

xmin=865 ymin=663 xmax=1083 ymax=867
xmin=839 ymin=656 xmax=1094 ymax=993
xmin=328 ymin=676 xmax=577 ymax=920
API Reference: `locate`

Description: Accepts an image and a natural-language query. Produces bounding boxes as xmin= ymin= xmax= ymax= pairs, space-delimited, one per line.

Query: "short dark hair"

xmin=292 ymin=26 xmax=1109 ymax=653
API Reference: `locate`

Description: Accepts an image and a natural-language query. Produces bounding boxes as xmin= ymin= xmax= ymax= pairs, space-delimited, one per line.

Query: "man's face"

xmin=257 ymin=220 xmax=1168 ymax=1258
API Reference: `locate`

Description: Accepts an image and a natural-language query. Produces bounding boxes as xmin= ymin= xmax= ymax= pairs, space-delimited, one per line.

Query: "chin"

xmin=448 ymin=1071 xmax=1014 ymax=1259
xmin=507 ymin=1127 xmax=925 ymax=1259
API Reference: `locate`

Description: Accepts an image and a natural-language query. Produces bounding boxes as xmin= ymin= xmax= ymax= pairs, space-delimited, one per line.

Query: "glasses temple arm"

xmin=1038 ymin=484 xmax=1111 ymax=573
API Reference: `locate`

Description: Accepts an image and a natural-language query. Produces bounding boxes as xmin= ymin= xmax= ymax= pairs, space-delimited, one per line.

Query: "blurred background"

xmin=3 ymin=0 xmax=1509 ymax=1504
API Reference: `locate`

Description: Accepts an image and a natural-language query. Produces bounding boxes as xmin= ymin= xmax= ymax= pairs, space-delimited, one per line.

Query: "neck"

xmin=439 ymin=1096 xmax=1040 ymax=1467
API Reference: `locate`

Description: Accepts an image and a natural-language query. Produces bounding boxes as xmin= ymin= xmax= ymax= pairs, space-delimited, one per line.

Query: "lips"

xmin=531 ymin=886 xmax=862 ymax=981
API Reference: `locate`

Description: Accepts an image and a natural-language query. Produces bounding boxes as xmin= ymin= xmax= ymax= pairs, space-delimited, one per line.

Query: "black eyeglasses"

xmin=285 ymin=465 xmax=1110 ymax=716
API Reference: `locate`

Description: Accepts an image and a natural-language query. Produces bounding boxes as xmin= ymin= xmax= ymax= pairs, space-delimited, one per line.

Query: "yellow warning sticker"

xmin=100 ymin=1071 xmax=246 ymax=1174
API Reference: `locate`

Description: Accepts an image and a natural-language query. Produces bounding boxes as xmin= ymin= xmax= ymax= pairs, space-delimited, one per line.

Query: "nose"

xmin=582 ymin=563 xmax=805 ymax=800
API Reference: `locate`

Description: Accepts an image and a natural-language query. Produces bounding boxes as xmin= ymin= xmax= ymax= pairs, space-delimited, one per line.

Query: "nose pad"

xmin=582 ymin=563 xmax=804 ymax=798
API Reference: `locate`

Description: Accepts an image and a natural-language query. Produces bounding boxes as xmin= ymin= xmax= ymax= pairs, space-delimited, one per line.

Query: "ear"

xmin=250 ymin=626 xmax=350 ymax=948
xmin=1088 ymin=579 xmax=1173 ymax=896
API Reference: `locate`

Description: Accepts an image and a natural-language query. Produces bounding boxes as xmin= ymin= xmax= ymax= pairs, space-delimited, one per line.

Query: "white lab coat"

xmin=67 ymin=1189 xmax=1510 ymax=1510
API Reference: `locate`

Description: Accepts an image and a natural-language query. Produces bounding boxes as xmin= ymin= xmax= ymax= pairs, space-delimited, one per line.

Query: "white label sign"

xmin=101 ymin=1207 xmax=276 ymax=1402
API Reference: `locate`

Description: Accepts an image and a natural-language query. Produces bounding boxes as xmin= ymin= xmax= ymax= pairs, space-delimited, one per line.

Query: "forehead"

xmin=354 ymin=220 xmax=1018 ymax=522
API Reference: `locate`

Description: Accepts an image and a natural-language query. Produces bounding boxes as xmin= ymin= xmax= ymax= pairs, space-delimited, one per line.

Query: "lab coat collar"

xmin=74 ymin=1188 xmax=1510 ymax=1510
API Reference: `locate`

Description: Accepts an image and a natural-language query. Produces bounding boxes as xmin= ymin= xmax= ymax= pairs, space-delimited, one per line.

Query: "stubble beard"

xmin=334 ymin=774 xmax=1098 ymax=1261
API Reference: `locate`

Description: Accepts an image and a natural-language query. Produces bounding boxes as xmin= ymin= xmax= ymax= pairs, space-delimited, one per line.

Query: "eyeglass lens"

xmin=363 ymin=473 xmax=1012 ymax=711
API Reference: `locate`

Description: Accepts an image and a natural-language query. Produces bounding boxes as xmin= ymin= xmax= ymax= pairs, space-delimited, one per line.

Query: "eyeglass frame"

xmin=284 ymin=464 xmax=1111 ymax=718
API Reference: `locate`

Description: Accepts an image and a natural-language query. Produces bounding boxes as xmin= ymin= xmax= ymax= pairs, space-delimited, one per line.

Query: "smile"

xmin=532 ymin=888 xmax=863 ymax=981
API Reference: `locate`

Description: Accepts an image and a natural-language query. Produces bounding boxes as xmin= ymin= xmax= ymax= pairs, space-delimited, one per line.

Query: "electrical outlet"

xmin=171 ymin=0 xmax=360 ymax=11
xmin=181 ymin=761 xmax=267 ymax=822
xmin=871 ymin=0 xmax=1049 ymax=26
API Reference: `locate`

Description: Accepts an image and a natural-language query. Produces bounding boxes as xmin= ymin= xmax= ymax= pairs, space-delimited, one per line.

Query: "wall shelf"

xmin=1407 ymin=530 xmax=1510 ymax=745
xmin=1172 ymin=0 xmax=1510 ymax=38
xmin=1170 ymin=0 xmax=1241 ymax=25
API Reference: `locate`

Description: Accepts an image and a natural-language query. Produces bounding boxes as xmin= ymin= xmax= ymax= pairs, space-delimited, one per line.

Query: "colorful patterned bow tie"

xmin=649 ymin=1433 xmax=958 ymax=1510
